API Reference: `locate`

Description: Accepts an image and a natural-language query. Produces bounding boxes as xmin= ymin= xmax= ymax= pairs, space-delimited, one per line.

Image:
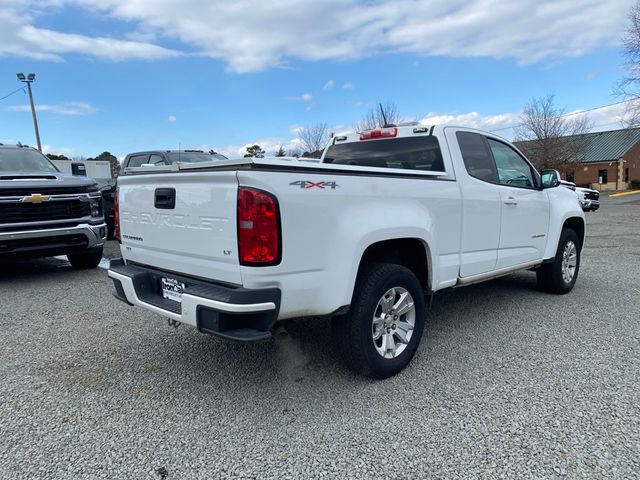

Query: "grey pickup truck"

xmin=0 ymin=144 xmax=107 ymax=268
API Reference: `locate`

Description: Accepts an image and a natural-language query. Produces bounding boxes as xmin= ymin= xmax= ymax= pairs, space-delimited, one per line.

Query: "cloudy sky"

xmin=0 ymin=0 xmax=635 ymax=158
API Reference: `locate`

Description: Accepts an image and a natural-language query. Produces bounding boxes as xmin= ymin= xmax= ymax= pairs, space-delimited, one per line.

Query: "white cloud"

xmin=0 ymin=3 xmax=180 ymax=62
xmin=288 ymin=93 xmax=313 ymax=102
xmin=419 ymin=102 xmax=628 ymax=140
xmin=420 ymin=111 xmax=522 ymax=134
xmin=567 ymin=102 xmax=627 ymax=130
xmin=42 ymin=145 xmax=74 ymax=156
xmin=288 ymin=125 xmax=304 ymax=135
xmin=167 ymin=115 xmax=177 ymax=123
xmin=198 ymin=137 xmax=305 ymax=159
xmin=585 ymin=69 xmax=600 ymax=81
xmin=7 ymin=101 xmax=97 ymax=116
xmin=342 ymin=83 xmax=354 ymax=90
xmin=0 ymin=1 xmax=633 ymax=71
xmin=323 ymin=80 xmax=335 ymax=90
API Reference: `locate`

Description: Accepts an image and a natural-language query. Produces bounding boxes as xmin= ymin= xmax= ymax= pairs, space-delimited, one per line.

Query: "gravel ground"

xmin=1 ymin=201 xmax=639 ymax=479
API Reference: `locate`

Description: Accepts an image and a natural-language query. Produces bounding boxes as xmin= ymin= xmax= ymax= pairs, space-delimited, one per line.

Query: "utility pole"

xmin=16 ymin=73 xmax=42 ymax=152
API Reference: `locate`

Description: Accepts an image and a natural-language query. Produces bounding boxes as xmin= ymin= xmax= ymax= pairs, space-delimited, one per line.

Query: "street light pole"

xmin=16 ymin=73 xmax=42 ymax=152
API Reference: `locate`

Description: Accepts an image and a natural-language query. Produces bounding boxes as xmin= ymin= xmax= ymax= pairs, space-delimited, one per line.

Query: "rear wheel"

xmin=334 ymin=262 xmax=426 ymax=378
xmin=536 ymin=228 xmax=580 ymax=294
xmin=67 ymin=247 xmax=103 ymax=270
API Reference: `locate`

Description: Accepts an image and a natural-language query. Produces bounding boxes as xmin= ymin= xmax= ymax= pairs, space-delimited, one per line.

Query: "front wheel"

xmin=333 ymin=262 xmax=426 ymax=379
xmin=67 ymin=247 xmax=103 ymax=270
xmin=536 ymin=228 xmax=580 ymax=294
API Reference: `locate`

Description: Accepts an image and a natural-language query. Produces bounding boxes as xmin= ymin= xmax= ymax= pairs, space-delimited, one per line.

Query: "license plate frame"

xmin=161 ymin=277 xmax=186 ymax=303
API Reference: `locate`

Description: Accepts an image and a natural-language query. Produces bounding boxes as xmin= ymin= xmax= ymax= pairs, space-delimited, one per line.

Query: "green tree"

xmin=46 ymin=153 xmax=71 ymax=161
xmin=87 ymin=151 xmax=120 ymax=178
xmin=244 ymin=144 xmax=264 ymax=158
xmin=275 ymin=146 xmax=286 ymax=157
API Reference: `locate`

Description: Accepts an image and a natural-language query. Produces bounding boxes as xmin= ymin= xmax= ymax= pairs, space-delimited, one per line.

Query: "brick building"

xmin=515 ymin=127 xmax=640 ymax=191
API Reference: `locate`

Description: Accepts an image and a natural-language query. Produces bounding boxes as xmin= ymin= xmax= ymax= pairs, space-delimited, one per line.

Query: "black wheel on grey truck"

xmin=334 ymin=262 xmax=426 ymax=378
xmin=536 ymin=228 xmax=580 ymax=294
xmin=67 ymin=247 xmax=103 ymax=269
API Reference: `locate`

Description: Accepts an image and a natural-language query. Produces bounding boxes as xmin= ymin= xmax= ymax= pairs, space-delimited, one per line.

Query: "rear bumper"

xmin=0 ymin=222 xmax=106 ymax=258
xmin=108 ymin=259 xmax=280 ymax=343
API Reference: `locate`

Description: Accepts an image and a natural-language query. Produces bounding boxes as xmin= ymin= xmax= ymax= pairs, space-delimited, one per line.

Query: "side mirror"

xmin=541 ymin=169 xmax=561 ymax=189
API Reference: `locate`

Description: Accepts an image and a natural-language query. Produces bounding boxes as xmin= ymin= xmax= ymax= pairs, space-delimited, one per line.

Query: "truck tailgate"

xmin=117 ymin=171 xmax=241 ymax=285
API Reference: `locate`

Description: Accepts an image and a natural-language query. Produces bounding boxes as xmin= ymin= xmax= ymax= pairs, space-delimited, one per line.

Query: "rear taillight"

xmin=237 ymin=187 xmax=280 ymax=266
xmin=114 ymin=187 xmax=121 ymax=242
xmin=359 ymin=127 xmax=397 ymax=140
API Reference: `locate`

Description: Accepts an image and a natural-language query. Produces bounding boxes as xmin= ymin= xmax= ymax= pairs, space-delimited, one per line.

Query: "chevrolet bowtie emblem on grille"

xmin=22 ymin=193 xmax=50 ymax=204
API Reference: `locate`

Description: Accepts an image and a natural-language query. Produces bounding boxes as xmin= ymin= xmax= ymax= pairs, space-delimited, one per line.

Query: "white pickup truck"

xmin=108 ymin=125 xmax=585 ymax=378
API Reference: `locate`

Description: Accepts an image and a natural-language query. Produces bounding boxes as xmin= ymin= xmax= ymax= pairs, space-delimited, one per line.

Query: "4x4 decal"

xmin=290 ymin=180 xmax=339 ymax=189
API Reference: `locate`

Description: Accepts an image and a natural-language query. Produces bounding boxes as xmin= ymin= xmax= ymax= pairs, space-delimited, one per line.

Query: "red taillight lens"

xmin=359 ymin=127 xmax=397 ymax=140
xmin=114 ymin=187 xmax=121 ymax=242
xmin=237 ymin=187 xmax=280 ymax=266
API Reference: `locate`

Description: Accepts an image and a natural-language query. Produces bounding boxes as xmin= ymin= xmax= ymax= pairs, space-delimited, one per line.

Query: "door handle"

xmin=504 ymin=196 xmax=518 ymax=206
xmin=154 ymin=188 xmax=175 ymax=209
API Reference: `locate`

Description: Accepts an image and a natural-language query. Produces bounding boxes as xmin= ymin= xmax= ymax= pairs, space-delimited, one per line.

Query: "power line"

xmin=489 ymin=98 xmax=632 ymax=133
xmin=0 ymin=87 xmax=25 ymax=102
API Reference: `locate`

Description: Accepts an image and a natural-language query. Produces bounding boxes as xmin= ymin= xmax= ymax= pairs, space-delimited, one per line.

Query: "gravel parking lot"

xmin=1 ymin=197 xmax=639 ymax=479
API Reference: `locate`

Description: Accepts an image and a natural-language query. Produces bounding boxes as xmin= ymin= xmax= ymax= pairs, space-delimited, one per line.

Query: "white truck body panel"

xmin=117 ymin=171 xmax=242 ymax=285
xmin=114 ymin=125 xmax=585 ymax=323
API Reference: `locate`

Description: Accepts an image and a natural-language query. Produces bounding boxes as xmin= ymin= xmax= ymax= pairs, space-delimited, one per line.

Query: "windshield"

xmin=167 ymin=152 xmax=228 ymax=163
xmin=323 ymin=136 xmax=445 ymax=172
xmin=0 ymin=148 xmax=59 ymax=173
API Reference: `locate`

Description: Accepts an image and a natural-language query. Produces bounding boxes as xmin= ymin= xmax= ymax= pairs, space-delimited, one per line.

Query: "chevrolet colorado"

xmin=0 ymin=144 xmax=106 ymax=267
xmin=108 ymin=125 xmax=585 ymax=378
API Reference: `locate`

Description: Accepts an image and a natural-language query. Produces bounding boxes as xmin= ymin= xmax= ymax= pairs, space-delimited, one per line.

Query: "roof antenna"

xmin=379 ymin=103 xmax=389 ymax=128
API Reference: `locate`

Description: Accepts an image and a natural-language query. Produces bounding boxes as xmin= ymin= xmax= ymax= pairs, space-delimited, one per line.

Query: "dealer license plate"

xmin=161 ymin=277 xmax=186 ymax=303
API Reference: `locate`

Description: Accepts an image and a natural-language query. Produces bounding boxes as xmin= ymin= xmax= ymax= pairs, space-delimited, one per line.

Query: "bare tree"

xmin=514 ymin=94 xmax=593 ymax=175
xmin=354 ymin=101 xmax=401 ymax=131
xmin=616 ymin=1 xmax=640 ymax=125
xmin=298 ymin=123 xmax=330 ymax=154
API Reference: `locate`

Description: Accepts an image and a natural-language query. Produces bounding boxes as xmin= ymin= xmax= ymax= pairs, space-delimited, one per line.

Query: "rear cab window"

xmin=324 ymin=136 xmax=445 ymax=173
xmin=166 ymin=152 xmax=228 ymax=163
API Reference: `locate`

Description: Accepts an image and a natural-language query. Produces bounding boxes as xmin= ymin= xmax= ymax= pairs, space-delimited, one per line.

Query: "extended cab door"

xmin=485 ymin=138 xmax=550 ymax=268
xmin=447 ymin=129 xmax=502 ymax=277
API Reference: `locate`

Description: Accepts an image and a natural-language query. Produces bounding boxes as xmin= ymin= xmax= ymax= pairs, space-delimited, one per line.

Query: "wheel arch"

xmin=356 ymin=237 xmax=433 ymax=293
xmin=562 ymin=216 xmax=585 ymax=250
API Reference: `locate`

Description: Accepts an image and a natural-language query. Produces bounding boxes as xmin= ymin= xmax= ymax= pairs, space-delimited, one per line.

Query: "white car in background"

xmin=561 ymin=181 xmax=600 ymax=212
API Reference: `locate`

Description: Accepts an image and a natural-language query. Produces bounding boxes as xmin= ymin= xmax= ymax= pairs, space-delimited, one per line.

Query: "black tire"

xmin=333 ymin=262 xmax=426 ymax=379
xmin=67 ymin=247 xmax=103 ymax=270
xmin=536 ymin=228 xmax=580 ymax=294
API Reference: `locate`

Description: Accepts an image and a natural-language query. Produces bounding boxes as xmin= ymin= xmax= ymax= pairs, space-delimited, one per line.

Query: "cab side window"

xmin=456 ymin=131 xmax=498 ymax=183
xmin=487 ymin=139 xmax=535 ymax=189
xmin=126 ymin=154 xmax=149 ymax=168
xmin=148 ymin=154 xmax=165 ymax=165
